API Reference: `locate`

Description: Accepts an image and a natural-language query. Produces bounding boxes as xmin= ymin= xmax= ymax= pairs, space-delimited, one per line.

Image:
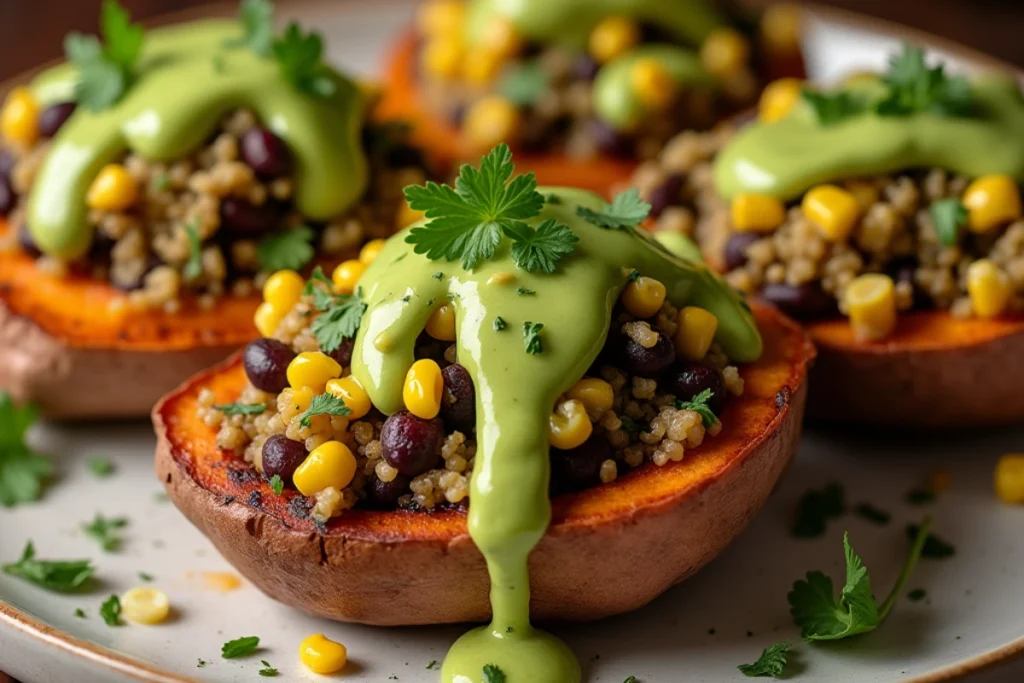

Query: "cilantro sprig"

xmin=0 ymin=392 xmax=52 ymax=507
xmin=215 ymin=402 xmax=267 ymax=416
xmin=305 ymin=267 xmax=366 ymax=352
xmin=227 ymin=0 xmax=275 ymax=56
xmin=788 ymin=518 xmax=932 ymax=640
xmin=404 ymin=144 xmax=577 ymax=273
xmin=575 ymin=188 xmax=652 ymax=231
xmin=482 ymin=664 xmax=506 ymax=683
xmin=800 ymin=89 xmax=866 ymax=125
xmin=222 ymin=636 xmax=261 ymax=659
xmin=64 ymin=0 xmax=144 ymax=111
xmin=738 ymin=642 xmax=791 ymax=678
xmin=297 ymin=393 xmax=350 ymax=427
xmin=675 ymin=388 xmax=718 ymax=428
xmin=82 ymin=514 xmax=128 ymax=552
xmin=258 ymin=226 xmax=315 ymax=272
xmin=2 ymin=542 xmax=94 ymax=592
xmin=272 ymin=23 xmax=337 ymax=98
xmin=100 ymin=594 xmax=122 ymax=626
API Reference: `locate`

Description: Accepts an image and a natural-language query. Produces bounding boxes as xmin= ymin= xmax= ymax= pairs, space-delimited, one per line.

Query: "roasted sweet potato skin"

xmin=154 ymin=303 xmax=814 ymax=625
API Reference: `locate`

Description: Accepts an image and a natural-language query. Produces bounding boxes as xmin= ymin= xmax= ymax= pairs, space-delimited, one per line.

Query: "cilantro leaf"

xmin=99 ymin=0 xmax=144 ymax=69
xmin=482 ymin=664 xmax=506 ymax=683
xmin=0 ymin=392 xmax=52 ymax=507
xmin=64 ymin=0 xmax=143 ymax=111
xmin=258 ymin=226 xmax=315 ymax=272
xmin=801 ymin=89 xmax=866 ymax=125
xmin=499 ymin=61 xmax=549 ymax=106
xmin=222 ymin=636 xmax=261 ymax=659
xmin=310 ymin=294 xmax=366 ymax=353
xmin=523 ymin=321 xmax=544 ymax=355
xmin=575 ymin=188 xmax=652 ymax=231
xmin=82 ymin=514 xmax=128 ymax=552
xmin=228 ymin=0 xmax=275 ymax=56
xmin=789 ymin=519 xmax=932 ymax=640
xmin=183 ymin=220 xmax=203 ymax=281
xmin=100 ymin=594 xmax=122 ymax=626
xmin=87 ymin=456 xmax=115 ymax=477
xmin=675 ymin=388 xmax=718 ymax=428
xmin=876 ymin=44 xmax=972 ymax=117
xmin=268 ymin=474 xmax=284 ymax=495
xmin=404 ymin=144 xmax=545 ymax=270
xmin=259 ymin=660 xmax=279 ymax=677
xmin=297 ymin=392 xmax=351 ymax=427
xmin=272 ymin=23 xmax=337 ymax=98
xmin=504 ymin=219 xmax=578 ymax=273
xmin=929 ymin=198 xmax=967 ymax=247
xmin=738 ymin=642 xmax=791 ymax=678
xmin=215 ymin=402 xmax=267 ymax=416
xmin=792 ymin=482 xmax=845 ymax=538
xmin=2 ymin=542 xmax=94 ymax=592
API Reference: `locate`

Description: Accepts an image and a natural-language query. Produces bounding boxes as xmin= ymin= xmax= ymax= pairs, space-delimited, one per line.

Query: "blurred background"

xmin=0 ymin=0 xmax=1022 ymax=83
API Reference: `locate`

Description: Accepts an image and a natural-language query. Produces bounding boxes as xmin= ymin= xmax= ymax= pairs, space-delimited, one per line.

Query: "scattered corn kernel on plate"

xmin=2 ymin=2 xmax=1024 ymax=682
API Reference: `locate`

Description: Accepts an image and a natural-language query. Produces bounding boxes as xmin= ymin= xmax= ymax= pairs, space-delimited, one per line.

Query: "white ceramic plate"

xmin=2 ymin=2 xmax=1024 ymax=681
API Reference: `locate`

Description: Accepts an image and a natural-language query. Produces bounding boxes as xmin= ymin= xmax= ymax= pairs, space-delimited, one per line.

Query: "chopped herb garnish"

xmin=930 ymin=198 xmax=968 ymax=247
xmin=792 ymin=482 xmax=845 ymax=538
xmin=82 ymin=514 xmax=128 ymax=552
xmin=63 ymin=0 xmax=144 ymax=111
xmin=876 ymin=44 xmax=972 ymax=117
xmin=138 ymin=572 xmax=154 ymax=582
xmin=523 ymin=322 xmax=544 ymax=355
xmin=221 ymin=636 xmax=261 ymax=659
xmin=906 ymin=487 xmax=936 ymax=506
xmin=304 ymin=270 xmax=366 ymax=353
xmin=268 ymin=474 xmax=284 ymax=496
xmin=100 ymin=594 xmax=122 ymax=626
xmin=907 ymin=524 xmax=955 ymax=558
xmin=297 ymin=393 xmax=351 ymax=427
xmin=544 ymin=193 xmax=562 ymax=205
xmin=738 ymin=642 xmax=791 ymax=678
xmin=493 ymin=316 xmax=506 ymax=331
xmin=271 ymin=23 xmax=337 ymax=98
xmin=619 ymin=415 xmax=647 ymax=436
xmin=855 ymin=503 xmax=891 ymax=525
xmin=801 ymin=89 xmax=866 ymax=125
xmin=624 ymin=677 xmax=638 ymax=683
xmin=214 ymin=402 xmax=267 ymax=416
xmin=482 ymin=664 xmax=506 ymax=683
xmin=183 ymin=220 xmax=203 ymax=280
xmin=0 ymin=392 xmax=52 ymax=507
xmin=426 ymin=660 xmax=439 ymax=670
xmin=516 ymin=287 xmax=536 ymax=296
xmin=227 ymin=0 xmax=275 ymax=56
xmin=259 ymin=660 xmax=279 ymax=677
xmin=74 ymin=608 xmax=86 ymax=618
xmin=908 ymin=588 xmax=927 ymax=602
xmin=675 ymin=388 xmax=718 ymax=428
xmin=2 ymin=542 xmax=93 ymax=592
xmin=197 ymin=658 xmax=207 ymax=668
xmin=498 ymin=61 xmax=549 ymax=106
xmin=628 ymin=269 xmax=640 ymax=282
xmin=87 ymin=456 xmax=115 ymax=477
xmin=789 ymin=519 xmax=932 ymax=640
xmin=575 ymin=188 xmax=651 ymax=232
xmin=152 ymin=173 xmax=169 ymax=191
xmin=404 ymin=144 xmax=574 ymax=272
xmin=258 ymin=226 xmax=315 ymax=272
xmin=401 ymin=295 xmax=411 ymax=303
xmin=432 ymin=271 xmax=444 ymax=280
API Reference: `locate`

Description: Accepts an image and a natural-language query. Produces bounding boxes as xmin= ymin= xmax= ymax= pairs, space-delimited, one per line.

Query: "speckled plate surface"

xmin=2 ymin=2 xmax=1024 ymax=682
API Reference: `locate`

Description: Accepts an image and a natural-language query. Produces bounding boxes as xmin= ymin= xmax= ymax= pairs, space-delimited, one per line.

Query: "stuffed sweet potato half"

xmin=155 ymin=148 xmax=813 ymax=682
xmin=637 ymin=45 xmax=1024 ymax=427
xmin=378 ymin=0 xmax=803 ymax=193
xmin=0 ymin=1 xmax=429 ymax=418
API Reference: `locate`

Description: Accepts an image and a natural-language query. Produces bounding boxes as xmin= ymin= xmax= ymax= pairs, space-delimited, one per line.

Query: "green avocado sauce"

xmin=350 ymin=187 xmax=761 ymax=682
xmin=714 ymin=74 xmax=1024 ymax=201
xmin=464 ymin=0 xmax=724 ymax=52
xmin=26 ymin=19 xmax=368 ymax=260
xmin=592 ymin=45 xmax=713 ymax=130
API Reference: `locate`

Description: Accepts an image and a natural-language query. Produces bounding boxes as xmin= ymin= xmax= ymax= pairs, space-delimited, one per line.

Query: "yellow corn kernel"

xmin=462 ymin=48 xmax=504 ymax=86
xmin=844 ymin=180 xmax=880 ymax=212
xmin=565 ymin=378 xmax=614 ymax=419
xmin=397 ymin=201 xmax=426 ymax=229
xmin=293 ymin=441 xmax=358 ymax=496
xmin=630 ymin=58 xmax=677 ymax=111
xmin=549 ymin=399 xmax=593 ymax=450
xmin=700 ymin=27 xmax=751 ymax=78
xmin=463 ymin=95 xmax=520 ymax=151
xmin=86 ymin=164 xmax=139 ymax=212
xmin=487 ymin=271 xmax=516 ymax=286
xmin=761 ymin=4 xmax=802 ymax=55
xmin=325 ymin=376 xmax=371 ymax=419
xmin=966 ymin=259 xmax=1012 ymax=319
xmin=262 ymin=269 xmax=304 ymax=310
xmin=421 ymin=38 xmax=464 ymax=80
xmin=287 ymin=351 xmax=342 ymax=392
xmin=287 ymin=386 xmax=316 ymax=415
xmin=426 ymin=303 xmax=457 ymax=341
xmin=995 ymin=454 xmax=1024 ymax=504
xmin=730 ymin=193 xmax=786 ymax=233
xmin=359 ymin=238 xmax=387 ymax=265
xmin=962 ymin=174 xmax=1022 ymax=233
xmin=621 ymin=276 xmax=666 ymax=318
xmin=802 ymin=184 xmax=860 ymax=242
xmin=253 ymin=301 xmax=285 ymax=337
xmin=299 ymin=633 xmax=348 ymax=675
xmin=121 ymin=587 xmax=171 ymax=625
xmin=417 ymin=0 xmax=465 ymax=37
xmin=758 ymin=77 xmax=803 ymax=123
xmin=588 ymin=15 xmax=639 ymax=63
xmin=332 ymin=259 xmax=366 ymax=294
xmin=675 ymin=306 xmax=719 ymax=360
xmin=403 ymin=358 xmax=444 ymax=419
xmin=0 ymin=86 xmax=40 ymax=147
xmin=845 ymin=273 xmax=896 ymax=341
xmin=482 ymin=16 xmax=523 ymax=60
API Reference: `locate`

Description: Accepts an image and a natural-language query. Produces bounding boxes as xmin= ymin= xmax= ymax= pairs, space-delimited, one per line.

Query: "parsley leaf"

xmin=929 ymin=198 xmax=968 ymax=247
xmin=87 ymin=456 xmax=115 ymax=477
xmin=227 ymin=0 xmax=275 ymax=56
xmin=0 ymin=392 xmax=52 ymax=507
xmin=215 ymin=402 xmax=267 ymax=416
xmin=100 ymin=594 xmax=122 ymax=626
xmin=503 ymin=219 xmax=578 ymax=273
xmin=675 ymin=388 xmax=718 ymax=428
xmin=183 ymin=220 xmax=203 ymax=280
xmin=259 ymin=660 xmax=279 ymax=677
xmin=82 ymin=514 xmax=128 ymax=552
xmin=258 ymin=226 xmax=315 ymax=272
xmin=738 ymin=642 xmax=791 ymax=678
xmin=801 ymin=89 xmax=866 ymax=125
xmin=404 ymin=144 xmax=548 ymax=270
xmin=268 ymin=474 xmax=284 ymax=495
xmin=64 ymin=0 xmax=144 ymax=111
xmin=789 ymin=519 xmax=932 ymax=640
xmin=272 ymin=23 xmax=337 ymax=98
xmin=221 ymin=636 xmax=261 ymax=659
xmin=523 ymin=321 xmax=544 ymax=355
xmin=876 ymin=44 xmax=972 ymax=117
xmin=792 ymin=482 xmax=845 ymax=538
xmin=482 ymin=664 xmax=506 ymax=683
xmin=297 ymin=393 xmax=351 ymax=427
xmin=575 ymin=188 xmax=652 ymax=231
xmin=2 ymin=542 xmax=94 ymax=592
xmin=499 ymin=61 xmax=549 ymax=106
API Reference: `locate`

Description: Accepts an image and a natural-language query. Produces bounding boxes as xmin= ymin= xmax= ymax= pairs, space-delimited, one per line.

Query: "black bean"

xmin=380 ymin=410 xmax=444 ymax=476
xmin=571 ymin=55 xmax=600 ymax=81
xmin=38 ymin=101 xmax=76 ymax=138
xmin=550 ymin=434 xmax=612 ymax=493
xmin=0 ymin=149 xmax=14 ymax=179
xmin=648 ymin=174 xmax=684 ymax=218
xmin=220 ymin=197 xmax=281 ymax=234
xmin=588 ymin=118 xmax=633 ymax=158
xmin=240 ymin=127 xmax=293 ymax=178
xmin=262 ymin=434 xmax=307 ymax=484
xmin=724 ymin=232 xmax=762 ymax=270
xmin=622 ymin=333 xmax=675 ymax=377
xmin=365 ymin=473 xmax=411 ymax=508
xmin=242 ymin=338 xmax=296 ymax=393
xmin=440 ymin=363 xmax=475 ymax=431
xmin=666 ymin=360 xmax=726 ymax=415
xmin=761 ymin=282 xmax=837 ymax=321
xmin=327 ymin=338 xmax=354 ymax=368
xmin=0 ymin=177 xmax=15 ymax=217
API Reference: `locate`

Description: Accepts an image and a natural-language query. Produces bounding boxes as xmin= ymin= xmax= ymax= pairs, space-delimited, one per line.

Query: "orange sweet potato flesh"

xmin=154 ymin=302 xmax=814 ymax=625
